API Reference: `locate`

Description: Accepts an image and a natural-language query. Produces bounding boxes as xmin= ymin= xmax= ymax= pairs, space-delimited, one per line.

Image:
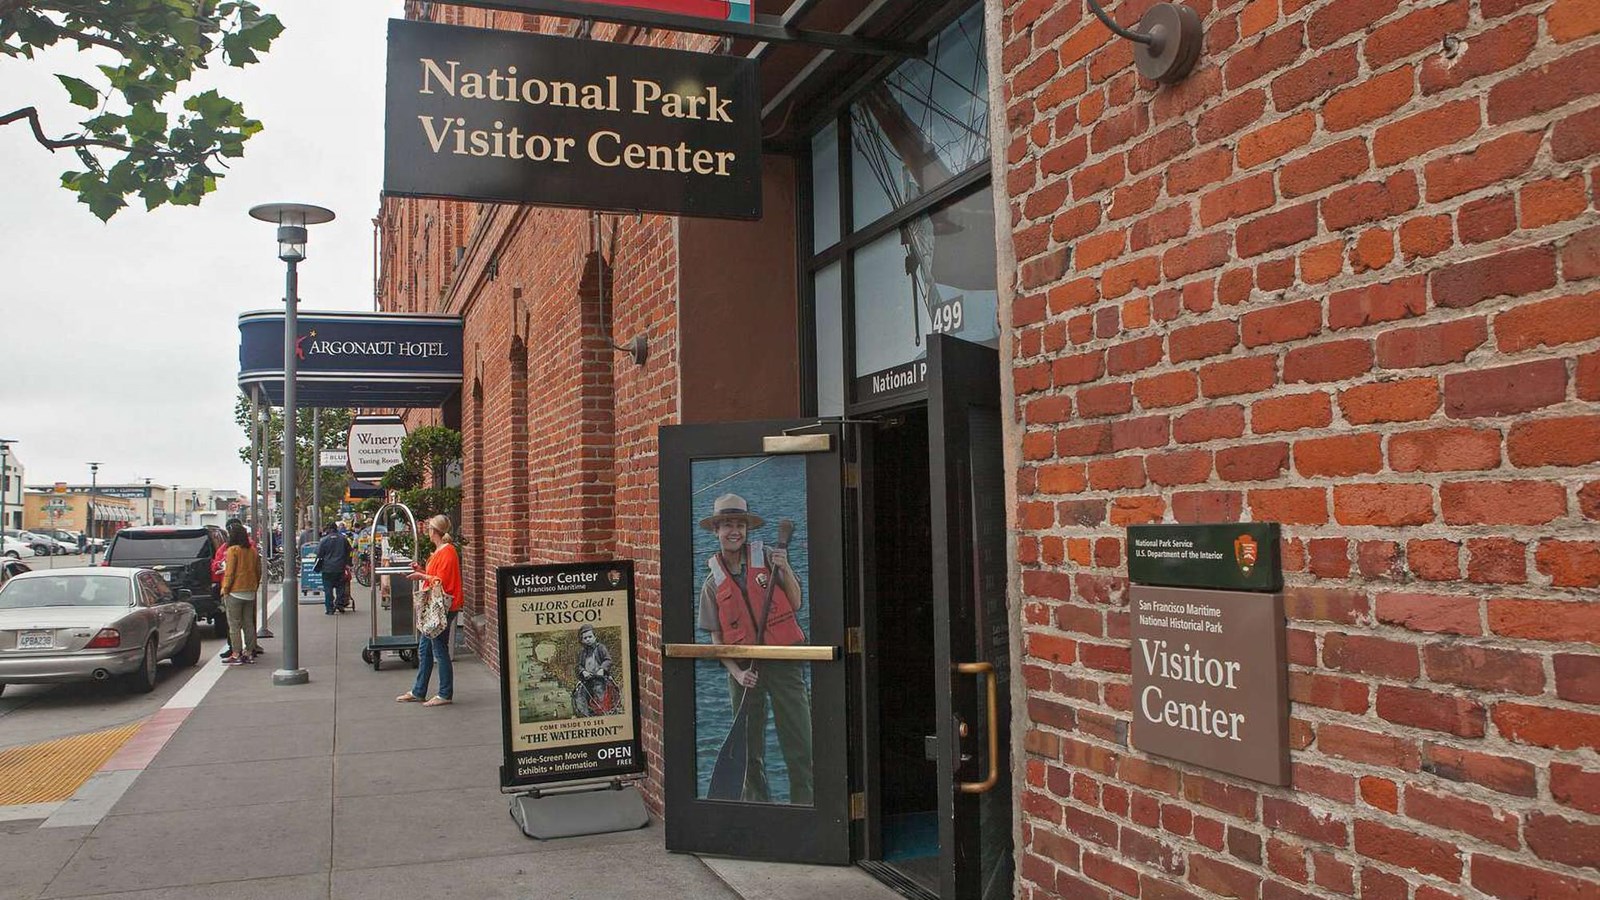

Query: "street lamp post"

xmin=87 ymin=462 xmax=100 ymax=564
xmin=0 ymin=439 xmax=14 ymax=542
xmin=170 ymin=484 xmax=179 ymax=527
xmin=190 ymin=491 xmax=198 ymax=525
xmin=251 ymin=202 xmax=334 ymax=688
xmin=143 ymin=478 xmax=153 ymax=525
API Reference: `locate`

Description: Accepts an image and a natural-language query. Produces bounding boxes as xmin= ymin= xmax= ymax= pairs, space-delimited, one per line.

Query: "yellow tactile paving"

xmin=0 ymin=720 xmax=145 ymax=805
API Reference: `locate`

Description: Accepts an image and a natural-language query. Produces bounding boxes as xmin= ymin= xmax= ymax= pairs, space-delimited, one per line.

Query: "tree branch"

xmin=0 ymin=0 xmax=36 ymax=18
xmin=50 ymin=23 xmax=130 ymax=55
xmin=0 ymin=106 xmax=129 ymax=151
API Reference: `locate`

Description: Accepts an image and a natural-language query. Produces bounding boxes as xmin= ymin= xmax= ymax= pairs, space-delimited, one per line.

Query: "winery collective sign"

xmin=384 ymin=18 xmax=762 ymax=219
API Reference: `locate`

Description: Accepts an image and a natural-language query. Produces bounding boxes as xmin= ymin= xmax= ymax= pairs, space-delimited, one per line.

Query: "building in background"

xmin=0 ymin=450 xmax=22 ymax=531
xmin=23 ymin=491 xmax=137 ymax=539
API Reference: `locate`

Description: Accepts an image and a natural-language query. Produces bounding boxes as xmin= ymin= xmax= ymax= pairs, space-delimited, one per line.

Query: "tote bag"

xmin=416 ymin=582 xmax=450 ymax=639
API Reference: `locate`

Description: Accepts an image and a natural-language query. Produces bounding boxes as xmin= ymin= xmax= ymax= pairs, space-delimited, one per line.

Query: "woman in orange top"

xmin=398 ymin=515 xmax=462 ymax=707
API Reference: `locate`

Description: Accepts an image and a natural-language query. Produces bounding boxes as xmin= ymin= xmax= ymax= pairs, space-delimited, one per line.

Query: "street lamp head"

xmin=250 ymin=203 xmax=335 ymax=262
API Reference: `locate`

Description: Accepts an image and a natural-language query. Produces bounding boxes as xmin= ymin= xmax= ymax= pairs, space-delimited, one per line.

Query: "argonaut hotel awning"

xmin=238 ymin=310 xmax=464 ymax=407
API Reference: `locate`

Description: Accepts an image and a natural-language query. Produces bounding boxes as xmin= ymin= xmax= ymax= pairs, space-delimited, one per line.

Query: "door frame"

xmin=660 ymin=419 xmax=853 ymax=863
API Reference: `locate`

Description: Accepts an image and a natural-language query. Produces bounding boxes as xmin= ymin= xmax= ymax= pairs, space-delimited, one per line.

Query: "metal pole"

xmin=274 ymin=258 xmax=308 ymax=686
xmin=252 ymin=387 xmax=273 ymax=638
xmin=313 ymin=413 xmax=322 ymax=540
xmin=88 ymin=463 xmax=99 ymax=564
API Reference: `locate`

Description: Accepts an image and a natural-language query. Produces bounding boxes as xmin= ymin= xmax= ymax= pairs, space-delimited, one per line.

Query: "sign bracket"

xmin=435 ymin=0 xmax=927 ymax=57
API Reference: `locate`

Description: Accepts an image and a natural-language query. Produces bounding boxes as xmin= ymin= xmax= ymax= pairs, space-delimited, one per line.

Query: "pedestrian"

xmin=220 ymin=522 xmax=261 ymax=666
xmin=397 ymin=514 xmax=461 ymax=707
xmin=697 ymin=493 xmax=813 ymax=804
xmin=213 ymin=518 xmax=261 ymax=659
xmin=312 ymin=523 xmax=351 ymax=615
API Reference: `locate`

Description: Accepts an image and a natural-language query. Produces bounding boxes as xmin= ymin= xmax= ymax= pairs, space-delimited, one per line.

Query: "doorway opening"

xmin=864 ymin=407 xmax=940 ymax=896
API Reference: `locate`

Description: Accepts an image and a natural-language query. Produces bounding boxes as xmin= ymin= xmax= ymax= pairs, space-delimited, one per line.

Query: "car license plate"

xmin=18 ymin=630 xmax=53 ymax=650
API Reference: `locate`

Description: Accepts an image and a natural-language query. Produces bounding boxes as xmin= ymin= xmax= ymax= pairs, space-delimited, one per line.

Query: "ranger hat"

xmin=699 ymin=493 xmax=765 ymax=531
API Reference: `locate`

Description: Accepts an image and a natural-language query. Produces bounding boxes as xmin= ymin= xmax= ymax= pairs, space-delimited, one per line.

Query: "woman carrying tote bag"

xmin=397 ymin=515 xmax=462 ymax=707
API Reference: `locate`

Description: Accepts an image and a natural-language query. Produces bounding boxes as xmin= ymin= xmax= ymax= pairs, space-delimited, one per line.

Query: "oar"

xmin=706 ymin=689 xmax=751 ymax=800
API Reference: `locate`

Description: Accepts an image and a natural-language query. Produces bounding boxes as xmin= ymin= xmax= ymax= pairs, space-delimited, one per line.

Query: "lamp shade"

xmin=249 ymin=203 xmax=336 ymax=263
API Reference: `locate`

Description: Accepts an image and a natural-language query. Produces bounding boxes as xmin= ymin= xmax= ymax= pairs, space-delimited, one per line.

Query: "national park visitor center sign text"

xmin=384 ymin=18 xmax=761 ymax=219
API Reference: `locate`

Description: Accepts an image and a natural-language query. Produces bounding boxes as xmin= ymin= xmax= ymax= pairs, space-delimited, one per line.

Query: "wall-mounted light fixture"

xmin=614 ymin=334 xmax=648 ymax=366
xmin=1085 ymin=0 xmax=1203 ymax=84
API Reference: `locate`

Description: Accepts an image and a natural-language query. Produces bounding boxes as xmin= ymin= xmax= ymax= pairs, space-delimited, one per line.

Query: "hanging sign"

xmin=347 ymin=416 xmax=408 ymax=482
xmin=320 ymin=450 xmax=350 ymax=469
xmin=498 ymin=560 xmax=645 ymax=788
xmin=1128 ymin=523 xmax=1282 ymax=592
xmin=564 ymin=0 xmax=752 ymax=21
xmin=383 ymin=19 xmax=762 ymax=219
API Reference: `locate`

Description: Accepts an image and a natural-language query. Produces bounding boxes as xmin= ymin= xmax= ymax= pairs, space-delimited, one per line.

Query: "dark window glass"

xmin=811 ymin=121 xmax=842 ymax=251
xmin=850 ymin=5 xmax=988 ymax=229
xmin=109 ymin=532 xmax=212 ymax=563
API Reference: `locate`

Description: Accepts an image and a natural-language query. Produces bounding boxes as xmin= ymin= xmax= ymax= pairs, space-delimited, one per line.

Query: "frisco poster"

xmin=497 ymin=561 xmax=644 ymax=789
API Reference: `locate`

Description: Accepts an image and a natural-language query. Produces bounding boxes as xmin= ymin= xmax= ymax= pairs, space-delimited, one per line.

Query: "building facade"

xmin=378 ymin=0 xmax=1598 ymax=897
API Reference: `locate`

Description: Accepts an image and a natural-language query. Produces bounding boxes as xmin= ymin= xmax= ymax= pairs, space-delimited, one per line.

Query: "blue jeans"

xmin=322 ymin=572 xmax=348 ymax=612
xmin=412 ymin=612 xmax=456 ymax=700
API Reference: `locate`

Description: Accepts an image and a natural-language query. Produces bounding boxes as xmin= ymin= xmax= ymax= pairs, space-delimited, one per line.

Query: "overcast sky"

xmin=0 ymin=0 xmax=405 ymax=492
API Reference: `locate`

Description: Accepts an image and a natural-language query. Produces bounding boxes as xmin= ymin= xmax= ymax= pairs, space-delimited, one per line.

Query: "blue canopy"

xmin=238 ymin=310 xmax=464 ymax=408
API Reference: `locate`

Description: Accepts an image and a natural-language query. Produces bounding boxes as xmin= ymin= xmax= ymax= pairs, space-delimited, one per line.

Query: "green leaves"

xmin=8 ymin=0 xmax=285 ymax=218
xmin=55 ymin=74 xmax=99 ymax=109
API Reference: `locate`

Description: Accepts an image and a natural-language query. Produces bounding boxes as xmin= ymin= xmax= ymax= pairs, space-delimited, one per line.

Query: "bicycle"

xmin=354 ymin=549 xmax=373 ymax=587
xmin=265 ymin=553 xmax=284 ymax=583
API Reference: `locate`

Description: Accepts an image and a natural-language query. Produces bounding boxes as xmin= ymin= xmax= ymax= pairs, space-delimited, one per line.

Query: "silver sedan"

xmin=0 ymin=567 xmax=202 ymax=695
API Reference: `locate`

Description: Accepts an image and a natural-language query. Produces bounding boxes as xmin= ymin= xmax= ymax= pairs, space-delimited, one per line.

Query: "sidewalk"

xmin=0 ymin=591 xmax=904 ymax=900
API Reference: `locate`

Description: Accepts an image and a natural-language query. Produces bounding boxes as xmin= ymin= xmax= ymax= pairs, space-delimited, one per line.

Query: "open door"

xmin=927 ymin=334 xmax=1013 ymax=899
xmin=660 ymin=419 xmax=852 ymax=863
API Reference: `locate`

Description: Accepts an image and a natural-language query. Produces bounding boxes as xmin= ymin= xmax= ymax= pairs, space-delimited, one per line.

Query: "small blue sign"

xmin=299 ymin=543 xmax=321 ymax=596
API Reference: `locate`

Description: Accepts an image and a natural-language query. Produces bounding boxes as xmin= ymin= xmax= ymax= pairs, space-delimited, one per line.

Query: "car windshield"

xmin=110 ymin=533 xmax=210 ymax=563
xmin=0 ymin=575 xmax=132 ymax=609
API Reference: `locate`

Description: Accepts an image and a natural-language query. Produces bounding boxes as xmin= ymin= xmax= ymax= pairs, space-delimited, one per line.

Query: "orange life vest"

xmin=709 ymin=542 xmax=805 ymax=646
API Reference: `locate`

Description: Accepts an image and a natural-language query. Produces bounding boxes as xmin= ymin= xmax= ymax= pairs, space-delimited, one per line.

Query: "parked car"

xmin=1 ymin=560 xmax=29 ymax=586
xmin=33 ymin=529 xmax=84 ymax=552
xmin=23 ymin=531 xmax=75 ymax=555
xmin=103 ymin=526 xmax=227 ymax=638
xmin=2 ymin=537 xmax=36 ymax=559
xmin=0 ymin=567 xmax=201 ymax=695
xmin=5 ymin=530 xmax=58 ymax=557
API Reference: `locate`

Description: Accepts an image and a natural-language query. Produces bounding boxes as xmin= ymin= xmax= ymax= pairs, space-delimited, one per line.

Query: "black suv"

xmin=105 ymin=526 xmax=228 ymax=636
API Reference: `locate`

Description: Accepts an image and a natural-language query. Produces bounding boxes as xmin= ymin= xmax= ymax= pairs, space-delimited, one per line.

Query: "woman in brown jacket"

xmin=221 ymin=522 xmax=262 ymax=666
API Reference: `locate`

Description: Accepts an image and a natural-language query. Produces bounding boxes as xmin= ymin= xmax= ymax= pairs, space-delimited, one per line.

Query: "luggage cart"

xmin=359 ymin=501 xmax=421 ymax=671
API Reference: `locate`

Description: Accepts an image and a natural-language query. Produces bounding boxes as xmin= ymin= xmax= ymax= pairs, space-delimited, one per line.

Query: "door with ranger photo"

xmin=660 ymin=420 xmax=851 ymax=863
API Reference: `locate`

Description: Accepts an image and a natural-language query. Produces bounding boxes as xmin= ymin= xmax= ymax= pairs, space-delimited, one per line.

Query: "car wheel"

xmin=173 ymin=625 xmax=201 ymax=668
xmin=126 ymin=639 xmax=158 ymax=694
xmin=3 ymin=551 xmax=16 ymax=560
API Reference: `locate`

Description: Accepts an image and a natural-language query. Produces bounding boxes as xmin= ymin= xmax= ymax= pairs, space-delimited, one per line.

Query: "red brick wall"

xmin=377 ymin=9 xmax=698 ymax=815
xmin=1000 ymin=0 xmax=1599 ymax=896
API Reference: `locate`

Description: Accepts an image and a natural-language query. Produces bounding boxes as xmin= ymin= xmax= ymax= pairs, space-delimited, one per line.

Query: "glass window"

xmin=853 ymin=187 xmax=998 ymax=384
xmin=813 ymin=263 xmax=844 ymax=417
xmin=850 ymin=5 xmax=989 ymax=229
xmin=811 ymin=122 xmax=841 ymax=252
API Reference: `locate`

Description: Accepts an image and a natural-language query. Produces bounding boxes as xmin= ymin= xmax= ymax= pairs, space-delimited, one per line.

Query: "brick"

xmin=1248 ymin=487 xmax=1328 ymax=524
xmin=1200 ymin=356 xmax=1277 ymax=398
xmin=1323 ymin=632 xmax=1420 ymax=679
xmin=1252 ymin=392 xmax=1333 ymax=433
xmin=1308 ymin=0 xmax=1400 ymax=48
xmin=1200 ymin=173 xmax=1277 ymax=227
xmin=1405 ymin=786 xmax=1520 ymax=849
xmin=1224 ymin=25 xmax=1307 ymax=90
xmin=1338 ymin=378 xmax=1439 ymax=424
xmin=1108 ymin=335 xmax=1165 ymax=375
xmin=1420 ymin=15 xmax=1538 ymax=95
xmin=1174 ymin=405 xmax=1246 ymax=443
xmin=1431 ymin=245 xmax=1557 ymax=309
xmin=1322 ymin=171 xmax=1420 ymax=230
xmin=1166 ymin=147 xmax=1233 ymax=196
xmin=1389 ymin=426 xmax=1502 ymax=472
xmin=1271 ymin=44 xmax=1359 ymax=111
xmin=1399 ymin=215 xmax=1452 ymax=261
xmin=1487 ymin=43 xmax=1600 ymax=125
xmin=1170 ymin=320 xmax=1239 ymax=362
xmin=1377 ymin=684 xmax=1485 ymax=736
xmin=1324 ymin=68 xmax=1413 ymax=131
xmin=1135 ymin=371 xmax=1199 ymax=409
xmin=1284 ymin=586 xmax=1368 ymax=624
xmin=1521 ymin=175 xmax=1589 ymax=228
xmin=1280 ymin=139 xmax=1370 ymax=197
xmin=1294 ymin=433 xmax=1381 ymax=476
xmin=1443 ymin=359 xmax=1567 ymax=419
xmin=1470 ymin=853 xmax=1600 ymax=900
xmin=1422 ymin=745 xmax=1537 ymax=798
xmin=1496 ymin=293 xmax=1600 ymax=352
xmin=1053 ymin=350 xmax=1106 ymax=386
xmin=1299 ymin=239 xmax=1345 ymax=284
xmin=1553 ymin=103 xmax=1600 ymax=163
xmin=1290 ymin=672 xmax=1369 ymax=714
xmin=1549 ymin=0 xmax=1600 ymax=41
xmin=1492 ymin=702 xmax=1600 ymax=751
xmin=1467 ymin=537 xmax=1527 ymax=584
xmin=1237 ymin=202 xmax=1320 ymax=258
xmin=1357 ymin=540 xmax=1402 ymax=578
xmin=1459 ymin=195 xmax=1518 ymax=244
xmin=1162 ymin=233 xmax=1233 ymax=279
xmin=1535 ymin=540 xmax=1600 ymax=587
xmin=1426 ymin=643 xmax=1543 ymax=694
xmin=1217 ymin=442 xmax=1290 ymax=482
xmin=1320 ymin=723 xmax=1420 ymax=770
xmin=1327 ymin=275 xmax=1426 ymax=330
xmin=1089 ymin=456 xmax=1146 ymax=490
xmin=1078 ymin=382 xmax=1133 ymax=418
xmin=1112 ymin=415 xmax=1171 ymax=452
xmin=1508 ymin=416 xmax=1600 ymax=467
xmin=1555 ymin=653 xmax=1600 ymax=704
xmin=1490 ymin=598 xmax=1600 ymax=643
xmin=1373 ymin=98 xmax=1481 ymax=167
xmin=1551 ymin=763 xmax=1600 ymax=814
xmin=1334 ymin=483 xmax=1434 ymax=525
xmin=1199 ymin=89 xmax=1267 ymax=143
xmin=1376 ymin=317 xmax=1486 ymax=368
xmin=1173 ymin=490 xmax=1244 ymax=523
xmin=1243 ymin=300 xmax=1322 ymax=347
xmin=1366 ymin=1 xmax=1470 ymax=68
xmin=1376 ymin=590 xmax=1479 ymax=635
xmin=1262 ymin=798 xmax=1348 ymax=846
xmin=1443 ymin=480 xmax=1567 ymax=525
xmin=1348 ymin=227 xmax=1394 ymax=272
xmin=1279 ymin=340 xmax=1370 ymax=386
xmin=1583 ymin=480 xmax=1600 ymax=520
xmin=1354 ymin=820 xmax=1461 ymax=881
xmin=1423 ymin=130 xmax=1543 ymax=203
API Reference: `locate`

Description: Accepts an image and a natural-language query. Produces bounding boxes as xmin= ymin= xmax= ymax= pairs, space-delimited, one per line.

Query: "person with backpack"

xmin=312 ymin=523 xmax=351 ymax=615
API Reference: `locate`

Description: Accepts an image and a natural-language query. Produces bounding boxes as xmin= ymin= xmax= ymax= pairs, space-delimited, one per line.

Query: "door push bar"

xmin=955 ymin=661 xmax=999 ymax=794
xmin=663 ymin=643 xmax=839 ymax=661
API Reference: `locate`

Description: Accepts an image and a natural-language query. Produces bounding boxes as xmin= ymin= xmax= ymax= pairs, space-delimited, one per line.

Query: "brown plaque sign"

xmin=1129 ymin=585 xmax=1289 ymax=785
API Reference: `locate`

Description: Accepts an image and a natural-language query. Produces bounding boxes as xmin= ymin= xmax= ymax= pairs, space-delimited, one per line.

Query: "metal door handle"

xmin=663 ymin=643 xmax=839 ymax=661
xmin=955 ymin=661 xmax=999 ymax=794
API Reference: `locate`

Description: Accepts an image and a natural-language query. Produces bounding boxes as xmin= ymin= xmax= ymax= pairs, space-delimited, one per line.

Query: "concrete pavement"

xmin=0 ymin=589 xmax=905 ymax=900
